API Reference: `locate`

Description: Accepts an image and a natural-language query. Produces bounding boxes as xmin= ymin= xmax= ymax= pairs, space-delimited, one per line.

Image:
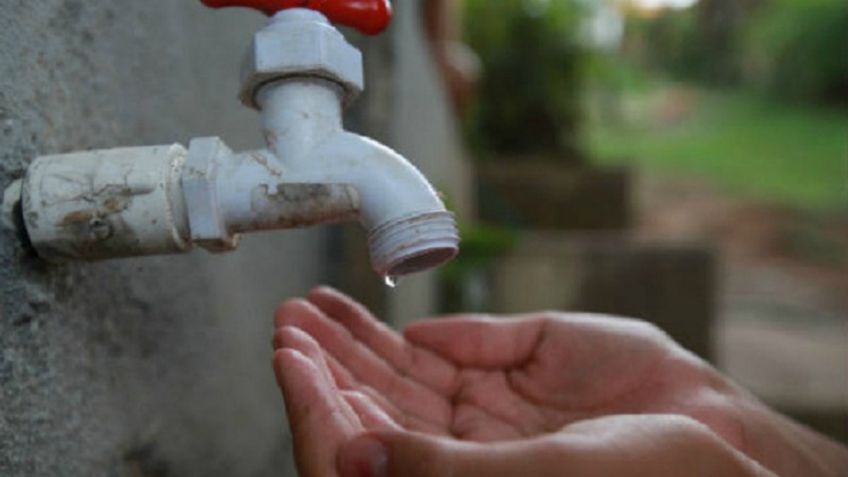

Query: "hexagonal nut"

xmin=182 ymin=137 xmax=240 ymax=253
xmin=240 ymin=19 xmax=364 ymax=110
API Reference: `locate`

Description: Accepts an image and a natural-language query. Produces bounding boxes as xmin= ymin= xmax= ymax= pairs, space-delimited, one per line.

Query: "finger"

xmin=273 ymin=348 xmax=359 ymax=477
xmin=274 ymin=326 xmax=362 ymax=426
xmin=318 ymin=348 xmax=408 ymax=426
xmin=337 ymin=431 xmax=574 ymax=477
xmin=338 ymin=422 xmax=778 ymax=477
xmin=317 ymin=349 xmax=400 ymax=421
xmin=404 ymin=315 xmax=546 ymax=369
xmin=342 ymin=390 xmax=403 ymax=431
xmin=323 ymin=352 xmax=447 ymax=435
xmin=275 ymin=326 xmax=449 ymax=435
xmin=307 ymin=286 xmax=459 ymax=396
xmin=322 ymin=347 xmax=362 ymax=390
xmin=561 ymin=415 xmax=780 ymax=477
xmin=307 ymin=345 xmax=450 ymax=436
xmin=276 ymin=299 xmax=452 ymax=429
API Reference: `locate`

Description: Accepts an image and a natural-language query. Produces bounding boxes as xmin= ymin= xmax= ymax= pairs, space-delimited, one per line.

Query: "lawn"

xmin=585 ymin=85 xmax=848 ymax=212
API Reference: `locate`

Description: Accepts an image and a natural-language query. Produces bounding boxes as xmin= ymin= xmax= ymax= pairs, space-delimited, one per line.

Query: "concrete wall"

xmin=0 ymin=1 xmax=469 ymax=475
xmin=0 ymin=2 xmax=327 ymax=475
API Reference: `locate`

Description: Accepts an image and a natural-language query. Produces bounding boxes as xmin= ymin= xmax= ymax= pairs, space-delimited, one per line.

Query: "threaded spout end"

xmin=368 ymin=211 xmax=460 ymax=278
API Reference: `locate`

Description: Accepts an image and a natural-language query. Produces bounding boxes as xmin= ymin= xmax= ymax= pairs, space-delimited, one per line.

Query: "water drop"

xmin=383 ymin=275 xmax=398 ymax=288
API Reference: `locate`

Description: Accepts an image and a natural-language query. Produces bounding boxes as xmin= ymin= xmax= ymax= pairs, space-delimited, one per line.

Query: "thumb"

xmin=337 ymin=431 xmax=565 ymax=477
xmin=336 ymin=418 xmax=778 ymax=477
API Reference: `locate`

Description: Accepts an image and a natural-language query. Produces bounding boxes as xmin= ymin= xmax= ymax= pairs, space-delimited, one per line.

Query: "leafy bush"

xmin=462 ymin=0 xmax=586 ymax=158
xmin=744 ymin=0 xmax=848 ymax=105
xmin=624 ymin=7 xmax=707 ymax=81
xmin=623 ymin=0 xmax=848 ymax=105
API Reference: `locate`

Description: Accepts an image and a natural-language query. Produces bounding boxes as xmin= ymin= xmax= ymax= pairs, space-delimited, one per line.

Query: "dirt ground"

xmin=633 ymin=172 xmax=848 ymax=416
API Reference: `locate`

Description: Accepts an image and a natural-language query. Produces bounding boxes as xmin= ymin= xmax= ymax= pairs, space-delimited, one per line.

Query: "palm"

xmin=437 ymin=318 xmax=681 ymax=441
xmin=272 ymin=287 xmax=739 ymax=470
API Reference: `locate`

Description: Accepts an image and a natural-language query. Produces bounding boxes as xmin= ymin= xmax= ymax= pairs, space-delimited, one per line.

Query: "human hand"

xmin=272 ymin=287 xmax=846 ymax=477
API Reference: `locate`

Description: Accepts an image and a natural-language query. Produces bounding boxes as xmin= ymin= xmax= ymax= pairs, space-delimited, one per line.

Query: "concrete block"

xmin=477 ymin=161 xmax=632 ymax=231
xmin=486 ymin=232 xmax=717 ymax=360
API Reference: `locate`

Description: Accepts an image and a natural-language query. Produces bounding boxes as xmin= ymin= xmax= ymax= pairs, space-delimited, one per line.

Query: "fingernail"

xmin=339 ymin=436 xmax=389 ymax=477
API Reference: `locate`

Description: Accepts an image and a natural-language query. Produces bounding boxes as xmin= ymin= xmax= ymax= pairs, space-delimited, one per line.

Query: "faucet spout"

xmin=248 ymin=78 xmax=459 ymax=277
xmin=305 ymin=132 xmax=459 ymax=277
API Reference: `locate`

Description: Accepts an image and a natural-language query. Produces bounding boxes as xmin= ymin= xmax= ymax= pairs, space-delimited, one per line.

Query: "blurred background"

xmin=0 ymin=1 xmax=844 ymax=475
xmin=429 ymin=0 xmax=847 ymax=444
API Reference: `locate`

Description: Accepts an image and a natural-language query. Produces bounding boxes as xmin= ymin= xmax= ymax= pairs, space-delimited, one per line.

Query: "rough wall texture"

xmin=0 ymin=2 xmax=330 ymax=475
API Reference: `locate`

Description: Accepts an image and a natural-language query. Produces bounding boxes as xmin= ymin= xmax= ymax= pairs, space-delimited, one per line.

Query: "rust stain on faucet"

xmin=262 ymin=129 xmax=279 ymax=152
xmin=247 ymin=151 xmax=282 ymax=177
xmin=241 ymin=183 xmax=359 ymax=232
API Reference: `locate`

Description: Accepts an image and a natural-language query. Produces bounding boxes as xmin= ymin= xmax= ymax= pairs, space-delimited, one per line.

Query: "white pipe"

xmin=2 ymin=11 xmax=460 ymax=278
xmin=218 ymin=149 xmax=361 ymax=234
xmin=8 ymin=78 xmax=458 ymax=277
xmin=18 ymin=145 xmax=190 ymax=260
xmin=258 ymin=78 xmax=343 ymax=163
xmin=256 ymin=78 xmax=447 ymax=229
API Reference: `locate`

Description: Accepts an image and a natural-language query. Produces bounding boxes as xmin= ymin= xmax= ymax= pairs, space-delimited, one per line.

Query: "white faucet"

xmin=2 ymin=8 xmax=459 ymax=280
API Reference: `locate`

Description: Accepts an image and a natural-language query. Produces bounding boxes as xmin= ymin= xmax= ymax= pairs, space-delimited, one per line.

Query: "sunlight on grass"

xmin=586 ymin=86 xmax=848 ymax=212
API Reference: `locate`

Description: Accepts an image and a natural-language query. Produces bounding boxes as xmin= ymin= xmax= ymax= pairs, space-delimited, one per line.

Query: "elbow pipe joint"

xmin=300 ymin=131 xmax=460 ymax=278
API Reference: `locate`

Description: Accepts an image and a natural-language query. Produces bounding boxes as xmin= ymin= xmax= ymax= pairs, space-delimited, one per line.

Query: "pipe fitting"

xmin=19 ymin=145 xmax=191 ymax=261
xmin=240 ymin=9 xmax=363 ymax=109
xmin=182 ymin=137 xmax=240 ymax=252
xmin=368 ymin=211 xmax=459 ymax=278
xmin=0 ymin=7 xmax=460 ymax=279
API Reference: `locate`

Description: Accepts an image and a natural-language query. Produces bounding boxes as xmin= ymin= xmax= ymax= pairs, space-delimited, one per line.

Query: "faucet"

xmin=1 ymin=0 xmax=459 ymax=280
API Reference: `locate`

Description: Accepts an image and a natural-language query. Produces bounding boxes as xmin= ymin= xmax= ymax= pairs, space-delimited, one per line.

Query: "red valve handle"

xmin=201 ymin=0 xmax=392 ymax=35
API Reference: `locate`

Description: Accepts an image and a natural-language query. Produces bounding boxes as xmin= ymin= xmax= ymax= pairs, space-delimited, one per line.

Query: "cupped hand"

xmin=271 ymin=287 xmax=841 ymax=477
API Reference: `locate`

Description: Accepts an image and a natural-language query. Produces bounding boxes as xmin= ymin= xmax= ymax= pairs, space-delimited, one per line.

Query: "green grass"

xmin=585 ymin=86 xmax=848 ymax=212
